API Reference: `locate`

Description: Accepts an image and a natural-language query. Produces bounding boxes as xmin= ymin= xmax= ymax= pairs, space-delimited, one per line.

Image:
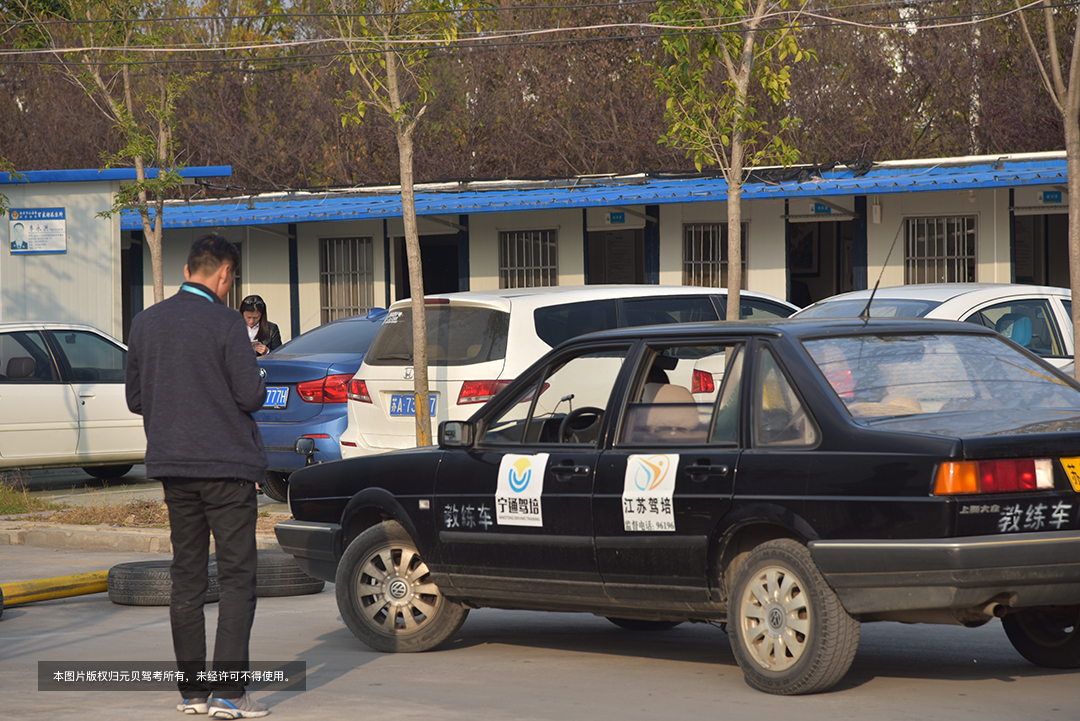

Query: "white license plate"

xmin=264 ymin=387 xmax=289 ymax=409
xmin=389 ymin=394 xmax=436 ymax=417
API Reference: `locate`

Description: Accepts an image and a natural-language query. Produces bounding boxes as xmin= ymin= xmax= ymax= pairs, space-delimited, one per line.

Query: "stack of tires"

xmin=107 ymin=550 xmax=324 ymax=606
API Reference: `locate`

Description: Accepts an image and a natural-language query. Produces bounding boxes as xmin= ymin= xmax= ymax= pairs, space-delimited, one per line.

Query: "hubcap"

xmin=356 ymin=545 xmax=443 ymax=634
xmin=740 ymin=565 xmax=811 ymax=672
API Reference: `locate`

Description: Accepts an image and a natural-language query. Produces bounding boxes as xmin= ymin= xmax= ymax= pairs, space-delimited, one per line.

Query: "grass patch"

xmin=48 ymin=499 xmax=172 ymax=528
xmin=0 ymin=473 xmax=66 ymax=515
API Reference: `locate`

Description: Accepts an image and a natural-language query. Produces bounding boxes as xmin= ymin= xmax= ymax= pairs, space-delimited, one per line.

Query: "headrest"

xmin=7 ymin=357 xmax=36 ymax=378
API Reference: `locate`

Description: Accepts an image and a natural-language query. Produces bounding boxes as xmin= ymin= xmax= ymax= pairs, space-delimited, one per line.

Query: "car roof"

xmin=386 ymin=285 xmax=797 ymax=313
xmin=0 ymin=320 xmax=121 ymax=338
xmin=558 ymin=316 xmax=1001 ymax=346
xmin=799 ymin=282 xmax=1070 ymax=307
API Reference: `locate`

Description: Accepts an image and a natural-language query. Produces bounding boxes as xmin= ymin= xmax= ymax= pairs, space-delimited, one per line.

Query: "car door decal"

xmin=622 ymin=454 xmax=678 ymax=532
xmin=495 ymin=453 xmax=549 ymax=527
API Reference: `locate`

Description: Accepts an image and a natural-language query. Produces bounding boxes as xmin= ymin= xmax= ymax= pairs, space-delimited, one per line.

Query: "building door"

xmin=588 ymin=229 xmax=644 ymax=284
xmin=1014 ymin=213 xmax=1069 ymax=288
xmin=395 ymin=233 xmax=461 ymax=300
xmin=788 ymin=220 xmax=854 ymax=307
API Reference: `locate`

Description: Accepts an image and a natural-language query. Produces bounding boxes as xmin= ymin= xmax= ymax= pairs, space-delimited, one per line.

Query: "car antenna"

xmin=859 ymin=218 xmax=905 ymax=321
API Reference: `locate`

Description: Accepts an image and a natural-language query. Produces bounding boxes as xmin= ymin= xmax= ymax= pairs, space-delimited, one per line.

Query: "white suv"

xmin=338 ymin=285 xmax=797 ymax=457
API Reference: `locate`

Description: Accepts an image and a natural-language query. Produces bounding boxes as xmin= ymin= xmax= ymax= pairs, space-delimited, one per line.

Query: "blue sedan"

xmin=254 ymin=309 xmax=387 ymax=501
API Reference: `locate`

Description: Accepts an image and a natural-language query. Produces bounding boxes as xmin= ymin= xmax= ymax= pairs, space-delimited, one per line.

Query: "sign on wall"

xmin=9 ymin=208 xmax=67 ymax=254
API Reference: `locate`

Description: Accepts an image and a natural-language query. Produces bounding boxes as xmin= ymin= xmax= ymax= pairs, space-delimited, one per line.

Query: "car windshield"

xmin=804 ymin=333 xmax=1080 ymax=420
xmin=365 ymin=305 xmax=510 ymax=366
xmin=797 ymin=298 xmax=943 ymax=318
xmin=272 ymin=318 xmax=383 ymax=356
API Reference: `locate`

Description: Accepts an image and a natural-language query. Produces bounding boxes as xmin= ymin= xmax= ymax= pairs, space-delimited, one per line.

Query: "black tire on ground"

xmin=336 ymin=520 xmax=468 ymax=653
xmin=82 ymin=465 xmax=133 ymax=480
xmin=728 ymin=538 xmax=860 ymax=695
xmin=253 ymin=550 xmax=325 ymax=597
xmin=262 ymin=471 xmax=289 ymax=502
xmin=606 ymin=617 xmax=682 ymax=631
xmin=1002 ymin=605 xmax=1080 ymax=668
xmin=107 ymin=560 xmax=220 ymax=606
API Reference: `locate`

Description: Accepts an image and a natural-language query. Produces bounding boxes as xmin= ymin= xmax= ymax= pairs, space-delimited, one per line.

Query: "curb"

xmin=0 ymin=522 xmax=280 ymax=553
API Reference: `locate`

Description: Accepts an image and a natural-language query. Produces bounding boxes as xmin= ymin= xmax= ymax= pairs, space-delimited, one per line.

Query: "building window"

xmin=499 ymin=230 xmax=558 ymax=288
xmin=320 ymin=237 xmax=374 ymax=323
xmin=905 ymin=216 xmax=976 ymax=284
xmin=683 ymin=223 xmax=748 ymax=288
xmin=226 ymin=241 xmax=243 ymax=309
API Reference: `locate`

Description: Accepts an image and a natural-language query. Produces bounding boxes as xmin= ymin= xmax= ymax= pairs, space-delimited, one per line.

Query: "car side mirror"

xmin=439 ymin=420 xmax=473 ymax=448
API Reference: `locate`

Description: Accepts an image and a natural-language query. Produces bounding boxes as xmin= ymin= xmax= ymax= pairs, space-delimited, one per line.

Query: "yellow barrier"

xmin=0 ymin=571 xmax=109 ymax=606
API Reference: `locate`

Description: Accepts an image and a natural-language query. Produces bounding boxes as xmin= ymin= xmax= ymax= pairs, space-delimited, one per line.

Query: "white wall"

xmin=469 ymin=209 xmax=586 ymax=290
xmin=2 ymin=180 xmax=123 ymax=338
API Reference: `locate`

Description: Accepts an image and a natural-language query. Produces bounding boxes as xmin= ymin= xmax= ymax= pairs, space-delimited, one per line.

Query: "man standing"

xmin=126 ymin=234 xmax=270 ymax=718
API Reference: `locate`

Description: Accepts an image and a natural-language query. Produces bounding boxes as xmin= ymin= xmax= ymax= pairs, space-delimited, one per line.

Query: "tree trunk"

xmin=1067 ymin=100 xmax=1080 ymax=380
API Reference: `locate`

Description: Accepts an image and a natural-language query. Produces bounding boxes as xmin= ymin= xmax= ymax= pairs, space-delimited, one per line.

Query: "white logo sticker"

xmin=495 ymin=453 xmax=549 ymax=527
xmin=622 ymin=454 xmax=678 ymax=532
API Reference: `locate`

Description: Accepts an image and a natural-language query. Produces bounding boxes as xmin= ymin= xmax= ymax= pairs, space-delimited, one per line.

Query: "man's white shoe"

xmin=207 ymin=694 xmax=269 ymax=719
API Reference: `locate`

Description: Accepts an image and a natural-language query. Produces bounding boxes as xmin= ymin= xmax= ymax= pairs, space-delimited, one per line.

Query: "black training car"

xmin=276 ymin=318 xmax=1080 ymax=695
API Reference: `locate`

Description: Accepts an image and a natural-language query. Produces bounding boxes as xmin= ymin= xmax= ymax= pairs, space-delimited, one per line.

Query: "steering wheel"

xmin=558 ymin=406 xmax=605 ymax=443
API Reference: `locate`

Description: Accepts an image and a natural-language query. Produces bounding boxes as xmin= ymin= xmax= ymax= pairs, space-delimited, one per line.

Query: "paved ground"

xmin=2 ymin=468 xmax=1078 ymax=720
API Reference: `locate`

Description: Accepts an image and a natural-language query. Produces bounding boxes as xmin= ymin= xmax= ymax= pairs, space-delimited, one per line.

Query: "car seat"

xmin=995 ymin=313 xmax=1033 ymax=348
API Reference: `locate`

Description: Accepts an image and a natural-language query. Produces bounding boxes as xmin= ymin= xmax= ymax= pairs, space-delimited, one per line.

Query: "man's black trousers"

xmin=163 ymin=478 xmax=258 ymax=699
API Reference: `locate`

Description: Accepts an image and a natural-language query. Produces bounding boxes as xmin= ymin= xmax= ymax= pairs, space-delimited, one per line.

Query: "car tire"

xmin=728 ymin=539 xmax=860 ymax=695
xmin=82 ymin=465 xmax=133 ymax=480
xmin=1002 ymin=605 xmax=1080 ymax=668
xmin=605 ymin=617 xmax=682 ymax=631
xmin=107 ymin=559 xmax=220 ymax=606
xmin=262 ymin=471 xmax=289 ymax=503
xmin=336 ymin=520 xmax=468 ymax=653
xmin=252 ymin=550 xmax=325 ymax=597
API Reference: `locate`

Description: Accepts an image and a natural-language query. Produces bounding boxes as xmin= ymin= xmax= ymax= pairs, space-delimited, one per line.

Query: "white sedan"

xmin=0 ymin=322 xmax=144 ymax=478
xmin=795 ymin=283 xmax=1073 ymax=368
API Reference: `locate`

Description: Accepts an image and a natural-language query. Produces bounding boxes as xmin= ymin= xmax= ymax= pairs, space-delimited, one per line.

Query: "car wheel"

xmin=606 ymin=617 xmax=682 ymax=631
xmin=82 ymin=465 xmax=133 ymax=480
xmin=262 ymin=471 xmax=289 ymax=502
xmin=1002 ymin=605 xmax=1080 ymax=668
xmin=336 ymin=520 xmax=468 ymax=653
xmin=729 ymin=539 xmax=860 ymax=695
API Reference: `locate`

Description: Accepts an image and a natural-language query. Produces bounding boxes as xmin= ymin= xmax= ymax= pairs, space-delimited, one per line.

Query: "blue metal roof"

xmin=120 ymin=156 xmax=1067 ymax=231
xmin=2 ymin=166 xmax=232 ymax=185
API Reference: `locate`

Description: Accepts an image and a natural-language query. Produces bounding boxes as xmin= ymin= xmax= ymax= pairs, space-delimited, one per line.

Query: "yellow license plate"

xmin=1060 ymin=457 xmax=1080 ymax=492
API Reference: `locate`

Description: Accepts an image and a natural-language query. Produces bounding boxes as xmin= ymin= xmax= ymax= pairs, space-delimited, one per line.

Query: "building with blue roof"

xmin=2 ymin=154 xmax=1069 ymax=341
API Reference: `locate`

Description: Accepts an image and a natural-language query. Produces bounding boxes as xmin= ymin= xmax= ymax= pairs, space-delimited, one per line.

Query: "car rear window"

xmin=274 ymin=318 xmax=383 ymax=355
xmin=365 ymin=305 xmax=510 ymax=366
xmin=805 ymin=333 xmax=1080 ymax=420
xmin=797 ymin=298 xmax=942 ymax=318
xmin=534 ymin=300 xmax=618 ymax=347
xmin=620 ymin=296 xmax=719 ymax=327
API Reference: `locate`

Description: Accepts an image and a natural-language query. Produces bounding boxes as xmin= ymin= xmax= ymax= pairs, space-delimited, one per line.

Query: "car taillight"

xmin=934 ymin=459 xmax=1054 ymax=495
xmin=346 ymin=378 xmax=372 ymax=403
xmin=458 ymin=379 xmax=513 ymax=405
xmin=297 ymin=374 xmax=353 ymax=404
xmin=692 ymin=369 xmax=715 ymax=394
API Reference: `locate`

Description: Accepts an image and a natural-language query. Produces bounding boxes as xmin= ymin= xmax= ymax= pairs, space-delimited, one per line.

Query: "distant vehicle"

xmin=254 ymin=309 xmax=387 ymax=501
xmin=338 ymin=285 xmax=798 ymax=459
xmin=0 ymin=322 xmax=142 ymax=478
xmin=795 ymin=283 xmax=1073 ymax=367
xmin=278 ymin=317 xmax=1080 ymax=695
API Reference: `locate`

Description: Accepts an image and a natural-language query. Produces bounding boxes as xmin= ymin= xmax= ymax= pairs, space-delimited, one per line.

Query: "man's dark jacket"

xmin=126 ymin=281 xmax=267 ymax=482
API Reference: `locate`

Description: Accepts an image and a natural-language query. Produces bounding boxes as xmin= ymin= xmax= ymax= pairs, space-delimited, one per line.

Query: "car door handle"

xmin=551 ymin=464 xmax=590 ymax=480
xmin=79 ymin=391 xmax=96 ymax=398
xmin=686 ymin=463 xmax=729 ymax=482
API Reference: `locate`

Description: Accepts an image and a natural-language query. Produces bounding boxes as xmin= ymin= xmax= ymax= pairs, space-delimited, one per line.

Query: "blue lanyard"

xmin=180 ymin=284 xmax=217 ymax=303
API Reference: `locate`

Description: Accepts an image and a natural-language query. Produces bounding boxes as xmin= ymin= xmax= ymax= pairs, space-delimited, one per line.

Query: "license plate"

xmin=389 ymin=393 xmax=437 ymax=417
xmin=1062 ymin=457 xmax=1080 ymax=492
xmin=264 ymin=387 xmax=289 ymax=409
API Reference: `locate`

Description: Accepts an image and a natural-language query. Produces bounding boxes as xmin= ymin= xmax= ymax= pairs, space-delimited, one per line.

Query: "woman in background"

xmin=240 ymin=295 xmax=282 ymax=356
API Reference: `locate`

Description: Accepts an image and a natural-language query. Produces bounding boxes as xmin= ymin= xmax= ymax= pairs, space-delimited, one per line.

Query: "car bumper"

xmin=274 ymin=519 xmax=343 ymax=583
xmin=809 ymin=530 xmax=1080 ymax=615
xmin=258 ymin=414 xmax=346 ymax=472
